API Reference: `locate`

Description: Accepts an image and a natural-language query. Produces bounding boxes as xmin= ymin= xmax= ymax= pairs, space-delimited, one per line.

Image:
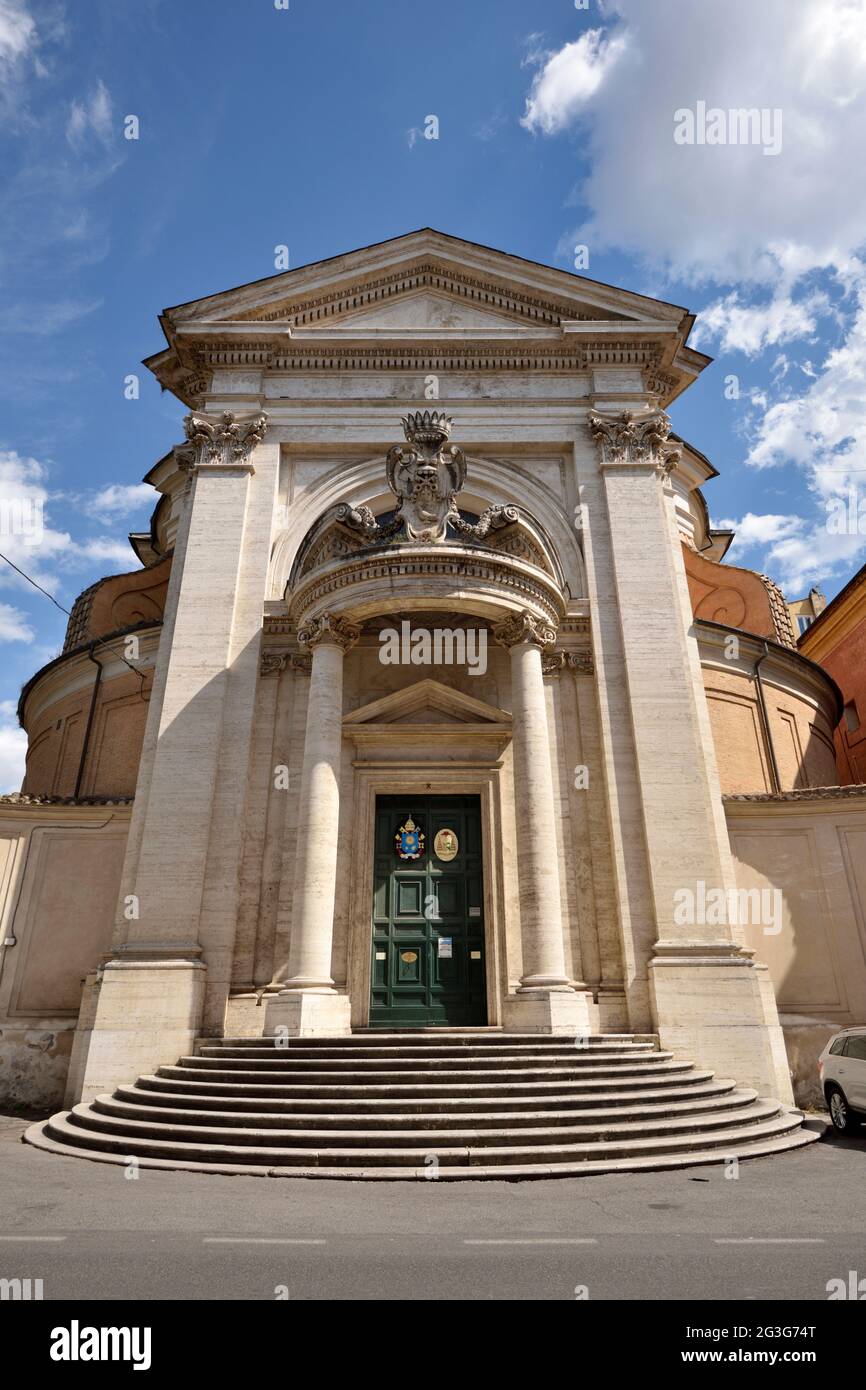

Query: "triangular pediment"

xmin=163 ymin=230 xmax=681 ymax=329
xmin=209 ymin=263 xmax=629 ymax=331
xmin=344 ymin=678 xmax=511 ymax=728
xmin=145 ymin=229 xmax=709 ymax=408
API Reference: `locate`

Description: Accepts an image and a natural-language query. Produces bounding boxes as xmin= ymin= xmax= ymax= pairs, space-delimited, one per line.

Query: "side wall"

xmin=21 ymin=628 xmax=159 ymax=800
xmin=698 ymin=624 xmax=840 ymax=794
xmin=0 ymin=805 xmax=129 ymax=1110
xmin=725 ymin=792 xmax=866 ymax=1106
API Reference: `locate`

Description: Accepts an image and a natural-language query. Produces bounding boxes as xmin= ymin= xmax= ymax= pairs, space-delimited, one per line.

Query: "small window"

xmin=829 ymin=1036 xmax=847 ymax=1055
xmin=844 ymin=701 xmax=860 ymax=734
xmin=845 ymin=1036 xmax=866 ymax=1062
xmin=797 ymin=615 xmax=813 ymax=634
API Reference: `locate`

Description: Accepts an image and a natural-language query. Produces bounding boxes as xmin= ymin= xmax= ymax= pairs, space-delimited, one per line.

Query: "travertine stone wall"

xmin=726 ymin=791 xmax=866 ymax=1104
xmin=0 ymin=806 xmax=130 ymax=1109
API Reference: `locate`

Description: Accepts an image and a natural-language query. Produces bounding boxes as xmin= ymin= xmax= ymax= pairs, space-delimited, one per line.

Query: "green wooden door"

xmin=369 ymin=795 xmax=487 ymax=1027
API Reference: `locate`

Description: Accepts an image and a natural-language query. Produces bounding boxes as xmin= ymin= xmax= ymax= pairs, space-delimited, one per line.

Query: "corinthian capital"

xmin=181 ymin=410 xmax=269 ymax=473
xmin=297 ymin=612 xmax=361 ymax=654
xmin=588 ymin=409 xmax=680 ymax=475
xmin=493 ymin=611 xmax=557 ymax=650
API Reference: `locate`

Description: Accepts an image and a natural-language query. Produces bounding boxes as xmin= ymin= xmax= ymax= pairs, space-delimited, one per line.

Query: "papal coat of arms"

xmin=395 ymin=817 xmax=425 ymax=860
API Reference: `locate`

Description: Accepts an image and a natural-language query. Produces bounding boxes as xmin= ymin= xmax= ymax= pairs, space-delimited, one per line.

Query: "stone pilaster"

xmin=586 ymin=408 xmax=793 ymax=1101
xmin=265 ymin=612 xmax=359 ymax=1037
xmin=73 ymin=410 xmax=273 ymax=1100
xmin=495 ymin=612 xmax=596 ymax=1034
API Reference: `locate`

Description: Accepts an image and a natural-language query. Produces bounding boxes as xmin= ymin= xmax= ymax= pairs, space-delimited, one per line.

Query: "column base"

xmin=68 ymin=958 xmax=206 ymax=1105
xmin=649 ymin=943 xmax=794 ymax=1104
xmin=264 ymin=990 xmax=352 ymax=1038
xmin=502 ymin=988 xmax=598 ymax=1035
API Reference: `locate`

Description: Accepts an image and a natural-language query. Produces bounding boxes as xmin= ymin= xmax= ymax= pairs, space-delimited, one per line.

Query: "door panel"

xmin=369 ymin=794 xmax=487 ymax=1027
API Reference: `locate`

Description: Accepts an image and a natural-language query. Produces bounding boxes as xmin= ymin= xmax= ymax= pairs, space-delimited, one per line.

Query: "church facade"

xmin=5 ymin=231 xmax=866 ymax=1175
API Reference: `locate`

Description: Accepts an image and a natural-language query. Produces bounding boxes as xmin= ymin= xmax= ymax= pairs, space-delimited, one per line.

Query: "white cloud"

xmin=523 ymin=1 xmax=866 ymax=593
xmin=0 ymin=700 xmax=26 ymax=794
xmin=0 ymin=297 xmax=103 ymax=335
xmin=77 ymin=537 xmax=139 ymax=568
xmin=716 ymin=509 xmax=864 ymax=594
xmin=521 ymin=32 xmax=550 ymax=70
xmin=528 ymin=0 xmax=866 ymax=285
xmin=692 ymin=292 xmax=829 ymax=356
xmin=66 ymin=77 xmax=113 ymax=150
xmin=726 ymin=278 xmax=866 ymax=590
xmin=0 ymin=601 xmax=33 ymax=641
xmin=0 ymin=451 xmax=140 ymax=604
xmin=762 ymin=527 xmax=866 ymax=595
xmin=747 ymin=279 xmax=866 ymax=484
xmin=87 ymin=483 xmax=155 ymax=522
xmin=0 ymin=0 xmax=35 ymax=72
xmin=522 ymin=28 xmax=629 ymax=136
xmin=716 ymin=512 xmax=804 ymax=548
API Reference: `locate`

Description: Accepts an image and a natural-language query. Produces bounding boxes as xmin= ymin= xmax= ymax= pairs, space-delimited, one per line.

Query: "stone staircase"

xmin=24 ymin=1032 xmax=817 ymax=1180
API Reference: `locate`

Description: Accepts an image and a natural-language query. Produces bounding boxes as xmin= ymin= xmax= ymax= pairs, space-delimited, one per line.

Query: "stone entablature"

xmin=287 ymin=544 xmax=566 ymax=631
xmin=144 ymin=230 xmax=706 ymax=410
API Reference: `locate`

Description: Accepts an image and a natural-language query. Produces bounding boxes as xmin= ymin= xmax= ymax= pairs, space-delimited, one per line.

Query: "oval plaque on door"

xmin=401 ymin=951 xmax=418 ymax=964
xmin=434 ymin=828 xmax=459 ymax=861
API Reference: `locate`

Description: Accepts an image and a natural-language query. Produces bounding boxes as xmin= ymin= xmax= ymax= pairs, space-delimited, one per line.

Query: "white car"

xmin=819 ymin=1027 xmax=866 ymax=1134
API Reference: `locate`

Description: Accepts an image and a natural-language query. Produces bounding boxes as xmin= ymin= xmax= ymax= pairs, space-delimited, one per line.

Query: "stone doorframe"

xmin=345 ymin=766 xmax=507 ymax=1029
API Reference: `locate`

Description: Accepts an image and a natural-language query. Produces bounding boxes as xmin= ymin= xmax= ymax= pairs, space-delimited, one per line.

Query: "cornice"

xmin=0 ymin=794 xmax=133 ymax=812
xmin=17 ymin=622 xmax=162 ymax=728
xmin=695 ymin=619 xmax=843 ymax=724
xmin=288 ymin=544 xmax=566 ymax=630
xmin=177 ymin=336 xmax=668 ymax=370
xmin=724 ymin=785 xmax=866 ymax=804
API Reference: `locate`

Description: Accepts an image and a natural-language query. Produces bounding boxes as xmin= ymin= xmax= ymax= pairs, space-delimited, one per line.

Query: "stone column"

xmin=71 ymin=410 xmax=272 ymax=1101
xmin=265 ymin=612 xmax=359 ymax=1037
xmin=495 ymin=612 xmax=595 ymax=1034
xmin=586 ymin=408 xmax=793 ymax=1102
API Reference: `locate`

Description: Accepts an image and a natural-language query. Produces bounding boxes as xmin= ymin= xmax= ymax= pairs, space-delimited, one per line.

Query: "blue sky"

xmin=2 ymin=0 xmax=866 ymax=788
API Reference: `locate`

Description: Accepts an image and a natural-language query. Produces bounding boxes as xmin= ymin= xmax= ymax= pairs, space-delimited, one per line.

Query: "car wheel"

xmin=827 ymin=1086 xmax=861 ymax=1135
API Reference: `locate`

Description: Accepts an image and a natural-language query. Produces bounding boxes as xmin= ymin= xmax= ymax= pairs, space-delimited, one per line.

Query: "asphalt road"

xmin=1 ymin=1114 xmax=863 ymax=1301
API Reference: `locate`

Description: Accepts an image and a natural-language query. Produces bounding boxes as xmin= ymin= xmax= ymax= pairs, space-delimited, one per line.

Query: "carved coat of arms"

xmin=385 ymin=411 xmax=465 ymax=543
xmin=335 ymin=411 xmax=517 ymax=546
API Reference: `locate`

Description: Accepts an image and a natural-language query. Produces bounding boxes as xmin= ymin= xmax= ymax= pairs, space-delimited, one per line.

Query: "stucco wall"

xmin=726 ymin=791 xmax=866 ymax=1106
xmin=0 ymin=806 xmax=130 ymax=1111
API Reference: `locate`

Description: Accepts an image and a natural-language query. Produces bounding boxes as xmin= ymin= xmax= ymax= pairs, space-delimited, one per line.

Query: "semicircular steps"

xmin=24 ymin=1033 xmax=817 ymax=1180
